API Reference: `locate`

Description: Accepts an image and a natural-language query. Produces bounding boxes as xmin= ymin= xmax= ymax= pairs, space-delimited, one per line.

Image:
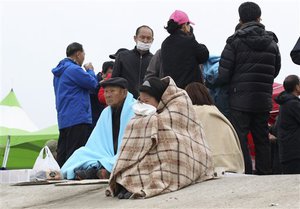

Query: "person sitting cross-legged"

xmin=106 ymin=77 xmax=214 ymax=199
xmin=61 ymin=77 xmax=136 ymax=180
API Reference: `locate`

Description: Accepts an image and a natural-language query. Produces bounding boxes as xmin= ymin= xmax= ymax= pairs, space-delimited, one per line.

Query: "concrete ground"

xmin=1 ymin=174 xmax=299 ymax=209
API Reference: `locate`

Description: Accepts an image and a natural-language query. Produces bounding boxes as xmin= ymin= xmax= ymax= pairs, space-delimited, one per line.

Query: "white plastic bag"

xmin=30 ymin=146 xmax=62 ymax=181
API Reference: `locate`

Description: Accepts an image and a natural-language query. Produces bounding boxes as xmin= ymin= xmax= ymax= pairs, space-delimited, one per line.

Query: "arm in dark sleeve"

xmin=274 ymin=45 xmax=281 ymax=78
xmin=290 ymin=37 xmax=300 ymax=65
xmin=194 ymin=41 xmax=209 ymax=64
xmin=215 ymin=43 xmax=235 ymax=85
xmin=144 ymin=49 xmax=162 ymax=81
xmin=291 ymin=100 xmax=300 ymax=124
xmin=112 ymin=54 xmax=122 ymax=77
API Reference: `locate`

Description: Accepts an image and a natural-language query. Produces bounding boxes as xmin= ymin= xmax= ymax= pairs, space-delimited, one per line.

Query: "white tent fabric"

xmin=0 ymin=106 xmax=38 ymax=132
xmin=0 ymin=89 xmax=39 ymax=168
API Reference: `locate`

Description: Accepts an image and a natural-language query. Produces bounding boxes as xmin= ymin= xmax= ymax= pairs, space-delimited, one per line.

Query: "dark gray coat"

xmin=217 ymin=22 xmax=281 ymax=112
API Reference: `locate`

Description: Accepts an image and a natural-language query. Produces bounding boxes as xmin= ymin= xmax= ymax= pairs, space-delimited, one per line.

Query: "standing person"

xmin=109 ymin=48 xmax=128 ymax=60
xmin=97 ymin=61 xmax=114 ymax=114
xmin=112 ymin=25 xmax=154 ymax=99
xmin=275 ymin=75 xmax=300 ymax=174
xmin=144 ymin=49 xmax=164 ymax=81
xmin=90 ymin=61 xmax=115 ymax=128
xmin=217 ymin=2 xmax=281 ymax=174
xmin=290 ymin=37 xmax=300 ymax=65
xmin=161 ymin=10 xmax=209 ymax=89
xmin=52 ymin=42 xmax=98 ymax=167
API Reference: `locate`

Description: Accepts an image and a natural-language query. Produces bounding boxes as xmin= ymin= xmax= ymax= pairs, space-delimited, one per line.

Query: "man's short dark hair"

xmin=66 ymin=42 xmax=83 ymax=57
xmin=135 ymin=25 xmax=154 ymax=37
xmin=238 ymin=2 xmax=261 ymax=23
xmin=283 ymin=75 xmax=300 ymax=93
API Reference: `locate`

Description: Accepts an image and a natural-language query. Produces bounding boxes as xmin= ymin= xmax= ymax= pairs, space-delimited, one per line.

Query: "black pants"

xmin=57 ymin=123 xmax=92 ymax=167
xmin=230 ymin=110 xmax=271 ymax=175
xmin=281 ymin=159 xmax=300 ymax=174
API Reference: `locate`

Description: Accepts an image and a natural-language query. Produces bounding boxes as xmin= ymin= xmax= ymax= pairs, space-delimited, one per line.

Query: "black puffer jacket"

xmin=112 ymin=47 xmax=153 ymax=98
xmin=217 ymin=22 xmax=281 ymax=112
xmin=275 ymin=92 xmax=300 ymax=162
xmin=161 ymin=30 xmax=209 ymax=89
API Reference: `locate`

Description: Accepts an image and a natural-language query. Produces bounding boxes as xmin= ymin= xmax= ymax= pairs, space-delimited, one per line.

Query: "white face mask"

xmin=136 ymin=41 xmax=152 ymax=51
xmin=132 ymin=101 xmax=156 ymax=116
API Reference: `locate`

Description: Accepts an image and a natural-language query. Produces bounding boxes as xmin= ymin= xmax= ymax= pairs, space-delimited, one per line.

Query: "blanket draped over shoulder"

xmin=61 ymin=93 xmax=135 ymax=179
xmin=193 ymin=105 xmax=244 ymax=173
xmin=107 ymin=77 xmax=214 ymax=198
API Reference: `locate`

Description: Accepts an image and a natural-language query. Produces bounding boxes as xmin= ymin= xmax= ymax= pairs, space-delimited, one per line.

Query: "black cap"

xmin=109 ymin=48 xmax=128 ymax=59
xmin=139 ymin=77 xmax=168 ymax=102
xmin=100 ymin=77 xmax=128 ymax=89
xmin=239 ymin=2 xmax=261 ymax=23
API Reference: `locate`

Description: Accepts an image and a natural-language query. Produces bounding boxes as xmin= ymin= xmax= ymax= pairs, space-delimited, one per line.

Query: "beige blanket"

xmin=107 ymin=77 xmax=214 ymax=198
xmin=193 ymin=105 xmax=244 ymax=173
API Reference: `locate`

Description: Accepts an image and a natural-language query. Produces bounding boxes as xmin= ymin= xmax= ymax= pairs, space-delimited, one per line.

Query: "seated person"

xmin=61 ymin=77 xmax=136 ymax=179
xmin=185 ymin=82 xmax=244 ymax=173
xmin=106 ymin=77 xmax=214 ymax=199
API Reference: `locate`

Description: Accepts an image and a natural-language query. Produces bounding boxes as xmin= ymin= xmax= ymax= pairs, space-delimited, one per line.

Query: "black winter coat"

xmin=112 ymin=47 xmax=153 ymax=99
xmin=275 ymin=92 xmax=300 ymax=162
xmin=217 ymin=22 xmax=281 ymax=112
xmin=161 ymin=30 xmax=209 ymax=89
xmin=290 ymin=37 xmax=300 ymax=65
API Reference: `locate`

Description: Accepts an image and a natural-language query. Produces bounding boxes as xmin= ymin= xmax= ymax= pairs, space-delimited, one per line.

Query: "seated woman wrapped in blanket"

xmin=106 ymin=77 xmax=214 ymax=199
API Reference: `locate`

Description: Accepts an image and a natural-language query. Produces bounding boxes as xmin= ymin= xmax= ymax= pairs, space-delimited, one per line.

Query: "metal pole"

xmin=2 ymin=135 xmax=11 ymax=168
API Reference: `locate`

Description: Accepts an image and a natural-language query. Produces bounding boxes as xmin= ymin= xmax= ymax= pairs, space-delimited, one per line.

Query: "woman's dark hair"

xmin=164 ymin=19 xmax=182 ymax=34
xmin=283 ymin=75 xmax=300 ymax=93
xmin=185 ymin=82 xmax=214 ymax=105
xmin=66 ymin=42 xmax=83 ymax=57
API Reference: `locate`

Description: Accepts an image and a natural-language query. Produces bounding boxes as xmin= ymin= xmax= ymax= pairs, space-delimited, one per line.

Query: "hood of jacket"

xmin=228 ymin=22 xmax=278 ymax=51
xmin=275 ymin=91 xmax=299 ymax=105
xmin=52 ymin=58 xmax=76 ymax=77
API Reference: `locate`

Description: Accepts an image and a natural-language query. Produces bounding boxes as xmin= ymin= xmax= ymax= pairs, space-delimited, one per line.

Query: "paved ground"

xmin=1 ymin=174 xmax=299 ymax=209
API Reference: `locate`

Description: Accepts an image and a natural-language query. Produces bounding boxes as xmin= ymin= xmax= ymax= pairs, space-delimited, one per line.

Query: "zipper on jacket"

xmin=138 ymin=55 xmax=142 ymax=85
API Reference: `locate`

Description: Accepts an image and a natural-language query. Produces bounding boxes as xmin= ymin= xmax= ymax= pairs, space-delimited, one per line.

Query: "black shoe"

xmin=75 ymin=168 xmax=98 ymax=180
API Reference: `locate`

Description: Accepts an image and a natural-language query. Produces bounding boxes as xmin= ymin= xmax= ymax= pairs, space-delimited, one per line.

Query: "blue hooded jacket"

xmin=52 ymin=58 xmax=98 ymax=129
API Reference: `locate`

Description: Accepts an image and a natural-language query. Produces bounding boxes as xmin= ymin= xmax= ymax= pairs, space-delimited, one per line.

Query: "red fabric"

xmin=97 ymin=74 xmax=112 ymax=105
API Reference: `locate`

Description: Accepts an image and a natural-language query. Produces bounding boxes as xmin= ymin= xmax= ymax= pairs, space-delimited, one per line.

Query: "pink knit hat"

xmin=169 ymin=10 xmax=195 ymax=25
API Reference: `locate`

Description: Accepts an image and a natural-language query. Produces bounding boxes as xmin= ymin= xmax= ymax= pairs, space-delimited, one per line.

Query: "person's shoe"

xmin=75 ymin=168 xmax=98 ymax=180
xmin=96 ymin=168 xmax=111 ymax=179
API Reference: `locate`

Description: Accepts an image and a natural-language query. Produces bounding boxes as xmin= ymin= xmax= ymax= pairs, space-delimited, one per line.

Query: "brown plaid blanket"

xmin=107 ymin=77 xmax=214 ymax=198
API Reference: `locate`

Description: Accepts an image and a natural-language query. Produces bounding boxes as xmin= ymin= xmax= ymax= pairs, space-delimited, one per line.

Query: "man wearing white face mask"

xmin=112 ymin=25 xmax=154 ymax=99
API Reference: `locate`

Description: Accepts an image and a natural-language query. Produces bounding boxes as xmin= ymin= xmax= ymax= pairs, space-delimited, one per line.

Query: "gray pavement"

xmin=1 ymin=174 xmax=300 ymax=209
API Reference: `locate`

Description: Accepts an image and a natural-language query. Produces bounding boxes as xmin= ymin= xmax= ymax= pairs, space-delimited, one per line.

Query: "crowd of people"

xmin=51 ymin=1 xmax=300 ymax=199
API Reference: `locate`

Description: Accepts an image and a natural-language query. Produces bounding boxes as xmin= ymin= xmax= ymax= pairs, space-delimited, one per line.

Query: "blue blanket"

xmin=61 ymin=93 xmax=136 ymax=179
xmin=203 ymin=55 xmax=230 ymax=118
xmin=203 ymin=55 xmax=220 ymax=85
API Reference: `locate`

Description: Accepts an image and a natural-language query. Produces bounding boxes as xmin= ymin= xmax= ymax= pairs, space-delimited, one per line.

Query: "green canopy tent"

xmin=0 ymin=89 xmax=59 ymax=169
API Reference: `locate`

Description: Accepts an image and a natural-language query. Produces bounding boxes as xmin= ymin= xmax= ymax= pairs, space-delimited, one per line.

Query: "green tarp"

xmin=0 ymin=125 xmax=59 ymax=169
xmin=0 ymin=89 xmax=59 ymax=169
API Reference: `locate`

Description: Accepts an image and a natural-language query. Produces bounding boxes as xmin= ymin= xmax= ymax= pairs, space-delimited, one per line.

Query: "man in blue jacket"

xmin=52 ymin=42 xmax=98 ymax=167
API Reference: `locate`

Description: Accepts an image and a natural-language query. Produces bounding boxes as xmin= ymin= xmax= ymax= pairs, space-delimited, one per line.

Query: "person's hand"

xmin=269 ymin=133 xmax=277 ymax=142
xmin=83 ymin=62 xmax=94 ymax=70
